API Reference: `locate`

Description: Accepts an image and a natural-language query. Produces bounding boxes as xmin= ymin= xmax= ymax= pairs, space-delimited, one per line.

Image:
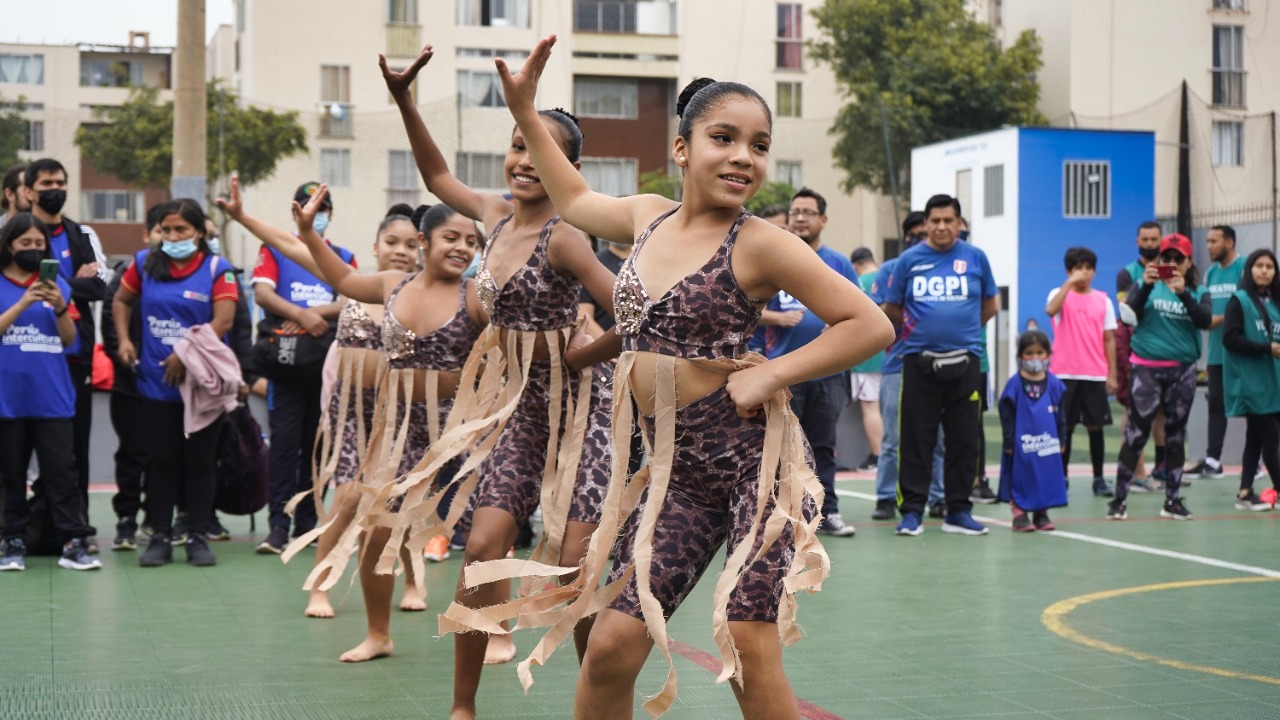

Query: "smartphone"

xmin=38 ymin=259 xmax=60 ymax=284
xmin=1155 ymin=264 xmax=1176 ymax=279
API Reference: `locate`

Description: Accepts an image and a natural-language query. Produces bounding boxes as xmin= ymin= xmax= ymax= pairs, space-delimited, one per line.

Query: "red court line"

xmin=668 ymin=639 xmax=844 ymax=720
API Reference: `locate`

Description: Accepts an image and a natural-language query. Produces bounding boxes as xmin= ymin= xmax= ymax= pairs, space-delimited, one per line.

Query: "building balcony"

xmin=386 ymin=23 xmax=422 ymax=58
xmin=574 ymin=0 xmax=678 ymax=35
xmin=319 ymin=103 xmax=354 ymax=138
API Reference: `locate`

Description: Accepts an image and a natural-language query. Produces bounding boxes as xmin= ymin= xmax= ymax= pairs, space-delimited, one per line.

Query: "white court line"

xmin=835 ymin=488 xmax=1280 ymax=579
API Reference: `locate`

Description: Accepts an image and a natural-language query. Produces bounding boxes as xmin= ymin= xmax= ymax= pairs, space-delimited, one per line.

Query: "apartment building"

xmin=214 ymin=0 xmax=896 ymax=269
xmin=0 ymin=34 xmax=172 ymax=255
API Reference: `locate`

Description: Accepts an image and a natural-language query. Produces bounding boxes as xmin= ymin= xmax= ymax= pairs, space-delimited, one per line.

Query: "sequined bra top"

xmin=614 ymin=208 xmax=766 ymax=360
xmin=474 ymin=215 xmax=580 ymax=332
xmin=382 ymin=275 xmax=481 ymax=371
xmin=335 ymin=299 xmax=381 ymax=351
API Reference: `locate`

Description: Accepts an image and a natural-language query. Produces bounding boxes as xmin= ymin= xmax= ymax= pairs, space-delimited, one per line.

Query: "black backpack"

xmin=214 ymin=405 xmax=270 ymax=515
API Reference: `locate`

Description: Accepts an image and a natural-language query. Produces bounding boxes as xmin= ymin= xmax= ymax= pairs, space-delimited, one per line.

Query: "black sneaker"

xmin=1235 ymin=491 xmax=1272 ymax=512
xmin=207 ymin=515 xmax=231 ymax=541
xmin=927 ymin=502 xmax=946 ymax=519
xmin=1160 ymin=498 xmax=1194 ymax=520
xmin=1184 ymin=458 xmax=1223 ymax=479
xmin=185 ymin=535 xmax=217 ymax=566
xmin=818 ymin=513 xmax=856 ymax=537
xmin=0 ymin=538 xmax=26 ymax=571
xmin=112 ymin=518 xmax=138 ymax=551
xmin=256 ymin=526 xmax=288 ymax=555
xmin=449 ymin=528 xmax=467 ymax=552
xmin=871 ymin=499 xmax=896 ymax=520
xmin=857 ymin=454 xmax=879 ymax=471
xmin=1011 ymin=514 xmax=1035 ymax=532
xmin=59 ymin=539 xmax=102 ymax=571
xmin=970 ymin=477 xmax=997 ymax=504
xmin=138 ymin=535 xmax=173 ymax=567
xmin=1091 ymin=477 xmax=1114 ymax=497
xmin=84 ymin=537 xmax=99 ymax=554
xmin=169 ymin=514 xmax=189 ymax=545
xmin=1106 ymin=501 xmax=1128 ymax=520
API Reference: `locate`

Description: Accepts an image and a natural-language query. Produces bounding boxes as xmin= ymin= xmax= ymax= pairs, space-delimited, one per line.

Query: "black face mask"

xmin=35 ymin=188 xmax=67 ymax=216
xmin=1139 ymin=246 xmax=1159 ymax=261
xmin=12 ymin=249 xmax=43 ymax=273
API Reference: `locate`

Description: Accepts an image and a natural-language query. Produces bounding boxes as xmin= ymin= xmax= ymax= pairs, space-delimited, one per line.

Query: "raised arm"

xmin=381 ymin=48 xmax=510 ymax=224
xmin=495 ymin=35 xmax=656 ymax=244
xmin=291 ymin=185 xmax=393 ymax=305
xmin=216 ymin=176 xmax=325 ymax=278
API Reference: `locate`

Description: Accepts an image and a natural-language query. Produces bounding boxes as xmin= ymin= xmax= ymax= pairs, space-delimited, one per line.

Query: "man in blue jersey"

xmin=883 ymin=194 xmax=999 ymax=536
xmin=764 ymin=188 xmax=858 ymax=537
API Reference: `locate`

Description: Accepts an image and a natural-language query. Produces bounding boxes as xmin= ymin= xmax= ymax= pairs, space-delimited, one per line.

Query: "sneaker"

xmin=818 ymin=513 xmax=856 ymax=537
xmin=136 ymin=524 xmax=155 ymax=544
xmin=1151 ymin=465 xmax=1168 ymax=487
xmin=138 ymin=535 xmax=173 ymax=567
xmin=170 ymin=514 xmax=189 ymax=545
xmin=0 ymin=538 xmax=26 ymax=571
xmin=58 ymin=539 xmax=102 ymax=571
xmin=1128 ymin=477 xmax=1157 ymax=493
xmin=1160 ymin=498 xmax=1194 ymax=520
xmin=927 ymin=501 xmax=946 ymax=519
xmin=1091 ymin=477 xmax=1114 ymax=498
xmin=84 ymin=537 xmax=99 ymax=555
xmin=1235 ymin=491 xmax=1272 ymax=512
xmin=185 ymin=535 xmax=217 ymax=566
xmin=112 ymin=518 xmax=138 ymax=551
xmin=857 ymin=454 xmax=879 ymax=471
xmin=256 ymin=526 xmax=288 ymax=555
xmin=449 ymin=528 xmax=467 ymax=552
xmin=941 ymin=512 xmax=989 ymax=536
xmin=970 ymin=477 xmax=997 ymax=504
xmin=871 ymin=499 xmax=896 ymax=520
xmin=1032 ymin=512 xmax=1056 ymax=531
xmin=423 ymin=534 xmax=451 ymax=562
xmin=1185 ymin=458 xmax=1223 ymax=479
xmin=1106 ymin=501 xmax=1128 ymax=520
xmin=1011 ymin=514 xmax=1035 ymax=532
xmin=895 ymin=512 xmax=923 ymax=536
xmin=207 ymin=516 xmax=231 ymax=542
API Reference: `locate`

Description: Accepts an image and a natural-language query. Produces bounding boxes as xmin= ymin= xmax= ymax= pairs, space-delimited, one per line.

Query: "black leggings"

xmin=1241 ymin=413 xmax=1280 ymax=493
xmin=141 ymin=399 xmax=222 ymax=538
xmin=1 ymin=418 xmax=88 ymax=544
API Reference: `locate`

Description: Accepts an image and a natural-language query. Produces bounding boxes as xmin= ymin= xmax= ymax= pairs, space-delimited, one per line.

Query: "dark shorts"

xmin=1061 ymin=379 xmax=1113 ymax=427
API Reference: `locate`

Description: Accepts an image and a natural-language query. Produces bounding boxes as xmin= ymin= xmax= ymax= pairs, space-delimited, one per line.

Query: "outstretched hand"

xmin=380 ymin=45 xmax=433 ymax=97
xmin=292 ymin=183 xmax=329 ymax=236
xmin=214 ymin=175 xmax=245 ymax=220
xmin=495 ymin=34 xmax=556 ymax=114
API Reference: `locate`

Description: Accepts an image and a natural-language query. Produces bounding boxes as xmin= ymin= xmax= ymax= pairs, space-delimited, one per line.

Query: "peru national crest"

xmin=953 ymin=259 xmax=967 ymax=274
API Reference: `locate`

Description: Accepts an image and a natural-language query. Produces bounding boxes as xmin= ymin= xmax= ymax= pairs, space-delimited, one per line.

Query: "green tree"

xmin=0 ymin=98 xmax=32 ymax=169
xmin=638 ymin=169 xmax=680 ymax=200
xmin=639 ymin=170 xmax=793 ymax=215
xmin=744 ymin=180 xmax=796 ymax=214
xmin=810 ymin=0 xmax=1046 ymax=196
xmin=74 ymin=80 xmax=307 ymax=194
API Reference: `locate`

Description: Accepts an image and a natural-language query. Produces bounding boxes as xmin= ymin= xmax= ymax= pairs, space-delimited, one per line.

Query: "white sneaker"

xmin=818 ymin=514 xmax=856 ymax=537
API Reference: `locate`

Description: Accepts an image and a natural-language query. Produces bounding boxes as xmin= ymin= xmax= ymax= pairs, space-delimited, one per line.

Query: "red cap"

xmin=1159 ymin=233 xmax=1192 ymax=259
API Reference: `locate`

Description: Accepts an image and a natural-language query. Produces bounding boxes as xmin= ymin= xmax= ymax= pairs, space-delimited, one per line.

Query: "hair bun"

xmin=676 ymin=78 xmax=717 ymax=117
xmin=412 ymin=204 xmax=432 ymax=228
xmin=386 ymin=203 xmax=415 ymax=219
xmin=547 ymin=107 xmax=580 ymax=127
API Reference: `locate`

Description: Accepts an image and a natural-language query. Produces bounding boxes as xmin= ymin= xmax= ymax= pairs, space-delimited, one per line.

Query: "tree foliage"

xmin=810 ymin=0 xmax=1047 ymax=195
xmin=0 ymin=98 xmax=32 ymax=169
xmin=74 ymin=80 xmax=307 ymax=193
xmin=744 ymin=180 xmax=796 ymax=214
xmin=638 ymin=169 xmax=793 ymax=215
xmin=638 ymin=169 xmax=680 ymax=200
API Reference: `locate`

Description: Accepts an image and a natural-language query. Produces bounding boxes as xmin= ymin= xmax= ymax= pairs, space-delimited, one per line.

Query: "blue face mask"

xmin=463 ymin=253 xmax=482 ymax=278
xmin=313 ymin=211 xmax=330 ymax=235
xmin=206 ymin=237 xmax=222 ymax=256
xmin=162 ymin=238 xmax=199 ymax=260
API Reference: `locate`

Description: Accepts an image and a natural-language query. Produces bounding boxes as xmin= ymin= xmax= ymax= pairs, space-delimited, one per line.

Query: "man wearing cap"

xmin=252 ymin=183 xmax=356 ymax=554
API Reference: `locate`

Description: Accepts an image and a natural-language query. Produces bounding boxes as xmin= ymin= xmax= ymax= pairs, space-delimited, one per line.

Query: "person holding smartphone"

xmin=0 ymin=212 xmax=99 ymax=572
xmin=1108 ymin=234 xmax=1211 ymax=521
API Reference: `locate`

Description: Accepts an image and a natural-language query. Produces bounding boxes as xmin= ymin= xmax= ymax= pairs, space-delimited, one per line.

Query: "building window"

xmin=236 ymin=0 xmax=247 ymax=31
xmin=26 ymin=120 xmax=43 ymax=152
xmin=1212 ymin=25 xmax=1245 ymax=107
xmin=1063 ymin=161 xmax=1110 ymax=219
xmin=1213 ymin=0 xmax=1244 ymax=9
xmin=456 ymin=152 xmax=507 ymax=190
xmin=457 ymin=48 xmax=529 ymax=61
xmin=320 ymin=65 xmax=353 ymax=137
xmin=387 ymin=150 xmax=421 ymax=206
xmin=320 ymin=149 xmax=352 ymax=187
xmin=80 ymin=59 xmax=143 ymax=88
xmin=82 ymin=190 xmax=142 ymax=223
xmin=574 ymin=77 xmax=638 ymax=118
xmin=776 ymin=82 xmax=802 ymax=118
xmin=580 ymin=157 xmax=638 ymax=196
xmin=1212 ymin=121 xmax=1244 ymax=167
xmin=457 ymin=70 xmax=505 ymax=108
xmin=983 ymin=164 xmax=1004 ymax=217
xmin=575 ymin=1 xmax=639 ymax=33
xmin=388 ymin=0 xmax=418 ymax=23
xmin=0 ymin=54 xmax=44 ymax=85
xmin=776 ymin=4 xmax=803 ymax=70
xmin=775 ymin=160 xmax=802 ymax=189
xmin=458 ymin=0 xmax=530 ymax=27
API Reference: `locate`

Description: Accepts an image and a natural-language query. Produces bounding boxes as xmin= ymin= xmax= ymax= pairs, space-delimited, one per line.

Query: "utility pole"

xmin=172 ymin=0 xmax=207 ymax=205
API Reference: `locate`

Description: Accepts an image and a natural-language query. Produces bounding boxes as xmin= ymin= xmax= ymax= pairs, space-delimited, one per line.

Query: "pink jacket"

xmin=174 ymin=324 xmax=243 ymax=434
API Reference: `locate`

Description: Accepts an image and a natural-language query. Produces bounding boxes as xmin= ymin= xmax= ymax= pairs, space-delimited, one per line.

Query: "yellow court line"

xmin=1042 ymin=577 xmax=1280 ymax=685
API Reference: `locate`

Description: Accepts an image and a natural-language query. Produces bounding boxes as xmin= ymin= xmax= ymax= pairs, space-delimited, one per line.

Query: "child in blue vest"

xmin=0 ymin=213 xmax=99 ymax=571
xmin=998 ymin=330 xmax=1069 ymax=531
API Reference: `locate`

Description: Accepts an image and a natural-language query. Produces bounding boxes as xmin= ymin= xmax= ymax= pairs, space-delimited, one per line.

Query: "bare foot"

xmin=338 ymin=635 xmax=394 ymax=663
xmin=483 ymin=634 xmax=516 ymax=665
xmin=449 ymin=705 xmax=477 ymax=720
xmin=304 ymin=591 xmax=335 ymax=619
xmin=399 ymin=585 xmax=426 ymax=612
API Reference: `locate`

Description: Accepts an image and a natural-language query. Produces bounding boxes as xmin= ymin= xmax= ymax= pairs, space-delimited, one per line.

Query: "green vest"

xmin=1223 ymin=290 xmax=1280 ymax=416
xmin=1205 ymin=255 xmax=1245 ymax=365
xmin=1119 ymin=261 xmax=1145 ymax=302
xmin=1130 ymin=281 xmax=1205 ymax=364
xmin=852 ymin=270 xmax=884 ymax=373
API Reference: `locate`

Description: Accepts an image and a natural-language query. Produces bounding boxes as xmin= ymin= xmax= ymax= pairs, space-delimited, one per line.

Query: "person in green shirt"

xmin=1220 ymin=248 xmax=1280 ymax=511
xmin=1188 ymin=224 xmax=1245 ymax=478
xmin=1108 ymin=234 xmax=1211 ymax=521
xmin=849 ymin=246 xmax=884 ymax=470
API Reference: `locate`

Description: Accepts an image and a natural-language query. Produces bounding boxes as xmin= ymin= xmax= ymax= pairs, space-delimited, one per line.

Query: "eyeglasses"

xmin=788 ymin=208 xmax=821 ymax=218
xmin=1160 ymin=253 xmax=1186 ymax=263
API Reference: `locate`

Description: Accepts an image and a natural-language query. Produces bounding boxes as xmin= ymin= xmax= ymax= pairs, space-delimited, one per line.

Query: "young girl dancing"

xmin=997 ymin=330 xmax=1069 ymax=531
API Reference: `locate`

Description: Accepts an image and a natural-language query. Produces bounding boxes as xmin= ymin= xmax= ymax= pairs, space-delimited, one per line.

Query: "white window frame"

xmin=775 ymin=160 xmax=802 ymax=189
xmin=388 ymin=0 xmax=418 ymax=24
xmin=457 ymin=0 xmax=530 ymax=27
xmin=1212 ymin=120 xmax=1244 ymax=167
xmin=456 ymin=152 xmax=507 ymax=191
xmin=0 ymin=53 xmax=44 ymax=85
xmin=1062 ymin=161 xmax=1111 ymax=219
xmin=775 ymin=4 xmax=803 ymax=70
xmin=579 ymin=157 xmax=638 ymax=197
xmin=1212 ymin=25 xmax=1245 ymax=107
xmin=457 ymin=70 xmax=505 ymax=108
xmin=983 ymin=164 xmax=1004 ymax=217
xmin=574 ymin=77 xmax=639 ymax=119
xmin=81 ymin=190 xmax=143 ymax=223
xmin=320 ymin=148 xmax=352 ymax=187
xmin=776 ymin=81 xmax=802 ymax=118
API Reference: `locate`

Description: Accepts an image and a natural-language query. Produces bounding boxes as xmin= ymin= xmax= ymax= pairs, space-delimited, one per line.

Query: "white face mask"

xmin=313 ymin=211 xmax=330 ymax=235
xmin=206 ymin=237 xmax=222 ymax=256
xmin=1020 ymin=358 xmax=1049 ymax=374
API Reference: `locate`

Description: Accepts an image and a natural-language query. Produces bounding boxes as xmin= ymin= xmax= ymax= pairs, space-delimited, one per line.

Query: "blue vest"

xmin=266 ymin=244 xmax=354 ymax=309
xmin=996 ymin=374 xmax=1069 ymax=511
xmin=135 ymin=250 xmax=233 ymax=403
xmin=0 ymin=275 xmax=76 ymax=418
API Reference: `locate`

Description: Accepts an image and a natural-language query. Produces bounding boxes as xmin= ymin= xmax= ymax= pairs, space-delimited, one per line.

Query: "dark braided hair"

xmin=513 ymin=107 xmax=584 ymax=162
xmin=676 ymin=77 xmax=771 ymax=140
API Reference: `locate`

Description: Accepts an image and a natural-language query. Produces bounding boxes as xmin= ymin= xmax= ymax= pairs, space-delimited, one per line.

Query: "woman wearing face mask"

xmin=0 ymin=213 xmax=99 ymax=572
xmin=113 ymin=199 xmax=240 ymax=567
xmin=1108 ymin=234 xmax=1211 ymax=522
